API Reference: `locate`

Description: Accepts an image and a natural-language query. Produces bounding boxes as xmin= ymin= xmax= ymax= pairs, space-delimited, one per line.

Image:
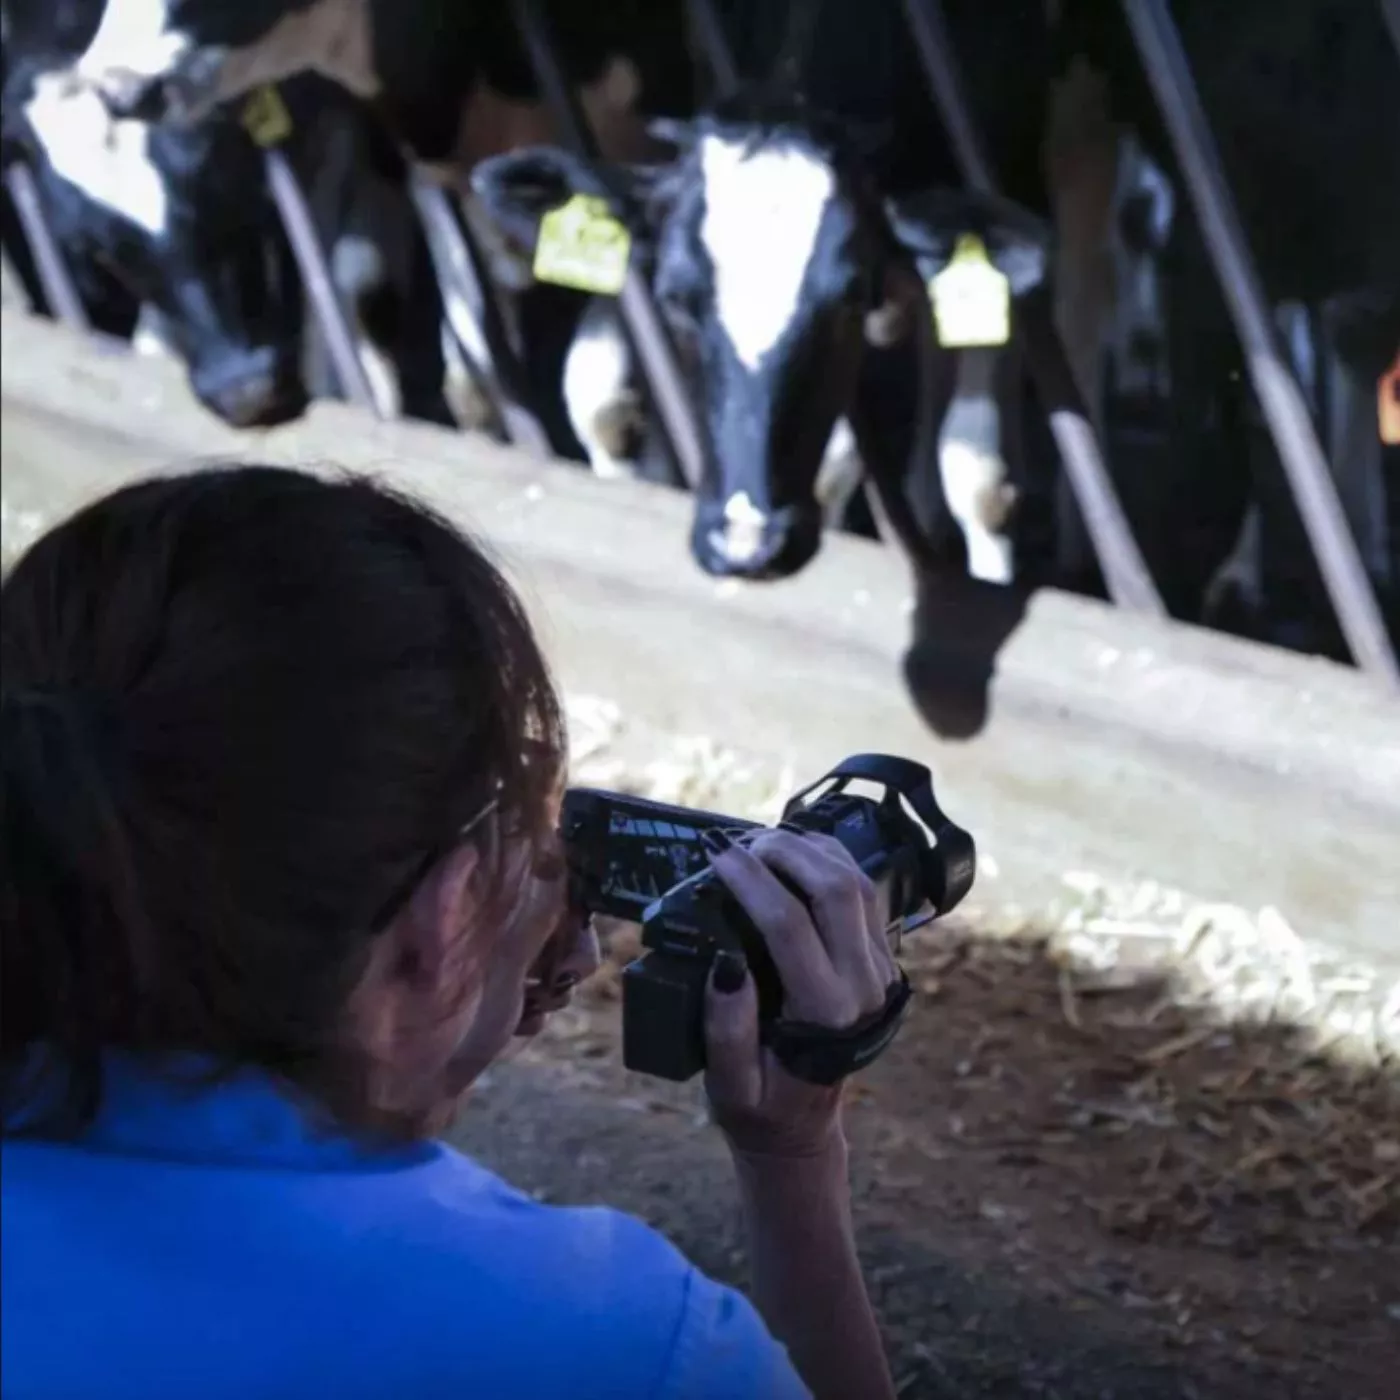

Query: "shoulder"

xmin=412 ymin=1148 xmax=810 ymax=1398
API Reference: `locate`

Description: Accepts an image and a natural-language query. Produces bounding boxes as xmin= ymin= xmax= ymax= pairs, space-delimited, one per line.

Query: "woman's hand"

xmin=699 ymin=825 xmax=901 ymax=1159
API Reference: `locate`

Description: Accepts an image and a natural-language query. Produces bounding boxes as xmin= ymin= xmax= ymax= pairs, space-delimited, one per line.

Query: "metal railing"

xmin=1120 ymin=0 xmax=1397 ymax=686
xmin=262 ymin=145 xmax=385 ymax=416
xmin=3 ymin=160 xmax=89 ymax=330
xmin=407 ymin=175 xmax=554 ymax=454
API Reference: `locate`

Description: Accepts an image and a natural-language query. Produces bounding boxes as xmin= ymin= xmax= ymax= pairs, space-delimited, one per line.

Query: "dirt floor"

xmin=451 ymin=903 xmax=1398 ymax=1399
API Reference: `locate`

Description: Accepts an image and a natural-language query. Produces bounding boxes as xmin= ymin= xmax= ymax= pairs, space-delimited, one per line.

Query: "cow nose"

xmin=191 ymin=350 xmax=310 ymax=430
xmin=692 ymin=493 xmax=823 ymax=580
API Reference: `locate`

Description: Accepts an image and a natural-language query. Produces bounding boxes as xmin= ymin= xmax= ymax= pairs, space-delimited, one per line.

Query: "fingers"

xmin=702 ymin=827 xmax=899 ymax=1026
xmin=749 ymin=829 xmax=881 ymax=999
xmin=702 ymin=833 xmax=847 ymax=1022
xmin=869 ymin=921 xmax=900 ymax=988
xmin=801 ymin=830 xmax=901 ymax=992
xmin=703 ymin=951 xmax=762 ymax=1110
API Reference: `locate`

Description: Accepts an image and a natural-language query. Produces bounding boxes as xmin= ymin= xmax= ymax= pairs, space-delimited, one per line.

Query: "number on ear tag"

xmin=241 ymin=85 xmax=293 ymax=148
xmin=1380 ymin=350 xmax=1400 ymax=446
xmin=533 ymin=194 xmax=631 ymax=296
xmin=928 ymin=233 xmax=1011 ymax=349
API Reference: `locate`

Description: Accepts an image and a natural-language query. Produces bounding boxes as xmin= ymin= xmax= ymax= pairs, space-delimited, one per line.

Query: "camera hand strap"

xmin=764 ymin=970 xmax=914 ymax=1086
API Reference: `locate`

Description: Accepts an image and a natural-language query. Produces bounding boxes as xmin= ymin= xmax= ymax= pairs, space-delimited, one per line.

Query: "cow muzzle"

xmin=692 ymin=492 xmax=824 ymax=581
xmin=190 ymin=347 xmax=309 ymax=430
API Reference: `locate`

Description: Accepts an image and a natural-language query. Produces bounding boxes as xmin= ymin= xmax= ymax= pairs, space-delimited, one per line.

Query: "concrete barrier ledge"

xmin=3 ymin=311 xmax=1397 ymax=962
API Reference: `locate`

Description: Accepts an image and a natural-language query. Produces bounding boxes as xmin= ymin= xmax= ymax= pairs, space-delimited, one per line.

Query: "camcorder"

xmin=561 ymin=754 xmax=975 ymax=1085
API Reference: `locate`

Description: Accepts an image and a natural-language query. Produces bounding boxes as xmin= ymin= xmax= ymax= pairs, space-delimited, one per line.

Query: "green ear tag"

xmin=533 ymin=194 xmax=632 ymax=296
xmin=241 ymin=85 xmax=293 ymax=148
xmin=928 ymin=233 xmax=1011 ymax=348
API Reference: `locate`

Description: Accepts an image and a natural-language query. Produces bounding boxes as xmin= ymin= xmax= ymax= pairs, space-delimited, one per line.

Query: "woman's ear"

xmin=390 ymin=844 xmax=483 ymax=987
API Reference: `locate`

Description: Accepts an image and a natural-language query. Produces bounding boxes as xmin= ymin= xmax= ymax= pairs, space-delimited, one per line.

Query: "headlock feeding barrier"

xmin=2 ymin=0 xmax=1396 ymax=689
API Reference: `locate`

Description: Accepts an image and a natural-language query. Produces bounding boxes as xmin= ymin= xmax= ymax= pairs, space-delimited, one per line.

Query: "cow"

xmin=471 ymin=99 xmax=1053 ymax=581
xmin=2 ymin=0 xmax=460 ymax=428
xmin=2 ymin=59 xmax=310 ymax=426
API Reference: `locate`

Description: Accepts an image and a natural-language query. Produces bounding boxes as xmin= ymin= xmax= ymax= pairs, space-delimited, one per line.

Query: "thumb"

xmin=703 ymin=951 xmax=762 ymax=1110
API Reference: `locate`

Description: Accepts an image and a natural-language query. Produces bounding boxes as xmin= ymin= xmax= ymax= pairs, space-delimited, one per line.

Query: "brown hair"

xmin=1 ymin=464 xmax=566 ymax=1137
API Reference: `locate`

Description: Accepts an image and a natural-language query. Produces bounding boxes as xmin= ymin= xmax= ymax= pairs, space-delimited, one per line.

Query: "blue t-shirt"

xmin=1 ymin=1056 xmax=810 ymax=1399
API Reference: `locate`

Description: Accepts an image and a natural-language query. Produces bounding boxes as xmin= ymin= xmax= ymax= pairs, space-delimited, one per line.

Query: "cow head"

xmin=69 ymin=0 xmax=377 ymax=123
xmin=473 ymin=103 xmax=1052 ymax=580
xmin=12 ymin=67 xmax=307 ymax=426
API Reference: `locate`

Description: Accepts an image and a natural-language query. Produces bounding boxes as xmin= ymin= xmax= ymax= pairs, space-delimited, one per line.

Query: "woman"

xmin=1 ymin=464 xmax=898 ymax=1399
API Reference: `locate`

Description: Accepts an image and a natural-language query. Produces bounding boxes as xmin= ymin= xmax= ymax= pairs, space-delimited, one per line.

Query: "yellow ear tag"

xmin=241 ymin=85 xmax=293 ymax=148
xmin=928 ymin=233 xmax=1011 ymax=349
xmin=532 ymin=194 xmax=631 ymax=296
xmin=1380 ymin=350 xmax=1400 ymax=446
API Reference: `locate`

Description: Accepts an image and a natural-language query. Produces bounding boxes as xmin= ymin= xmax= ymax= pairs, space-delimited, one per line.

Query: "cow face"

xmin=475 ymin=112 xmax=896 ymax=579
xmin=72 ymin=0 xmax=376 ymax=122
xmin=473 ymin=109 xmax=1053 ymax=580
xmin=17 ymin=68 xmax=307 ymax=426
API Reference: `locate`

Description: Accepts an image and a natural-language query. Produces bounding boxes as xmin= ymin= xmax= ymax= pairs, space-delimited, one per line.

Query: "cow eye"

xmin=657 ymin=279 xmax=705 ymax=332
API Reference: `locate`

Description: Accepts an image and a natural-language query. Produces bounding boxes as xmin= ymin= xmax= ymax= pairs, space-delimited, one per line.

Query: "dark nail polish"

xmin=713 ymin=950 xmax=747 ymax=993
xmin=778 ymin=821 xmax=809 ymax=836
xmin=700 ymin=827 xmax=733 ymax=857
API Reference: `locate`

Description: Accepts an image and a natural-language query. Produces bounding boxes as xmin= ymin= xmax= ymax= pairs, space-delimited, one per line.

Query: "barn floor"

xmin=452 ymin=908 xmax=1398 ymax=1399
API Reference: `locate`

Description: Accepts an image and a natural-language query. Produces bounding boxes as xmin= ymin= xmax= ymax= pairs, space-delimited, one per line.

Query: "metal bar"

xmin=3 ymin=162 xmax=89 ymax=330
xmin=684 ymin=0 xmax=741 ymax=96
xmin=896 ymin=0 xmax=995 ymax=194
xmin=1381 ymin=0 xmax=1400 ymax=61
xmin=1122 ymin=0 xmax=1399 ymax=686
xmin=262 ymin=147 xmax=385 ymax=417
xmin=509 ymin=0 xmax=708 ymax=490
xmin=898 ymin=0 xmax=1165 ymax=617
xmin=765 ymin=0 xmax=824 ymax=92
xmin=407 ymin=176 xmax=553 ymax=454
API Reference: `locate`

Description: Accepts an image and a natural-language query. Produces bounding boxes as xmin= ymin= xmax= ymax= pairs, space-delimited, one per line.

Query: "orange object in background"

xmin=1381 ymin=350 xmax=1400 ymax=445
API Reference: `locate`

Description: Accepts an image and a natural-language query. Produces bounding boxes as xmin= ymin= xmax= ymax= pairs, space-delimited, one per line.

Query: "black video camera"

xmin=561 ymin=754 xmax=975 ymax=1084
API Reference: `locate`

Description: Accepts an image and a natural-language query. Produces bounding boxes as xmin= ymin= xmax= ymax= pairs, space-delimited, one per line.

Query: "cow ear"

xmin=470 ymin=146 xmax=611 ymax=248
xmin=885 ymin=188 xmax=1054 ymax=297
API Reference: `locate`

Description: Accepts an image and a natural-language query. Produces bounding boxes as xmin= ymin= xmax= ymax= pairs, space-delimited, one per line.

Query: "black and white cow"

xmin=3 ymin=59 xmax=310 ymax=425
xmin=473 ymin=99 xmax=1053 ymax=581
xmin=2 ymin=0 xmax=458 ymax=428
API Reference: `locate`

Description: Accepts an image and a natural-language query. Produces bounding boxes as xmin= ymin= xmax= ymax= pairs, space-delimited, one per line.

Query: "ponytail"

xmin=1 ymin=686 xmax=153 ymax=1134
